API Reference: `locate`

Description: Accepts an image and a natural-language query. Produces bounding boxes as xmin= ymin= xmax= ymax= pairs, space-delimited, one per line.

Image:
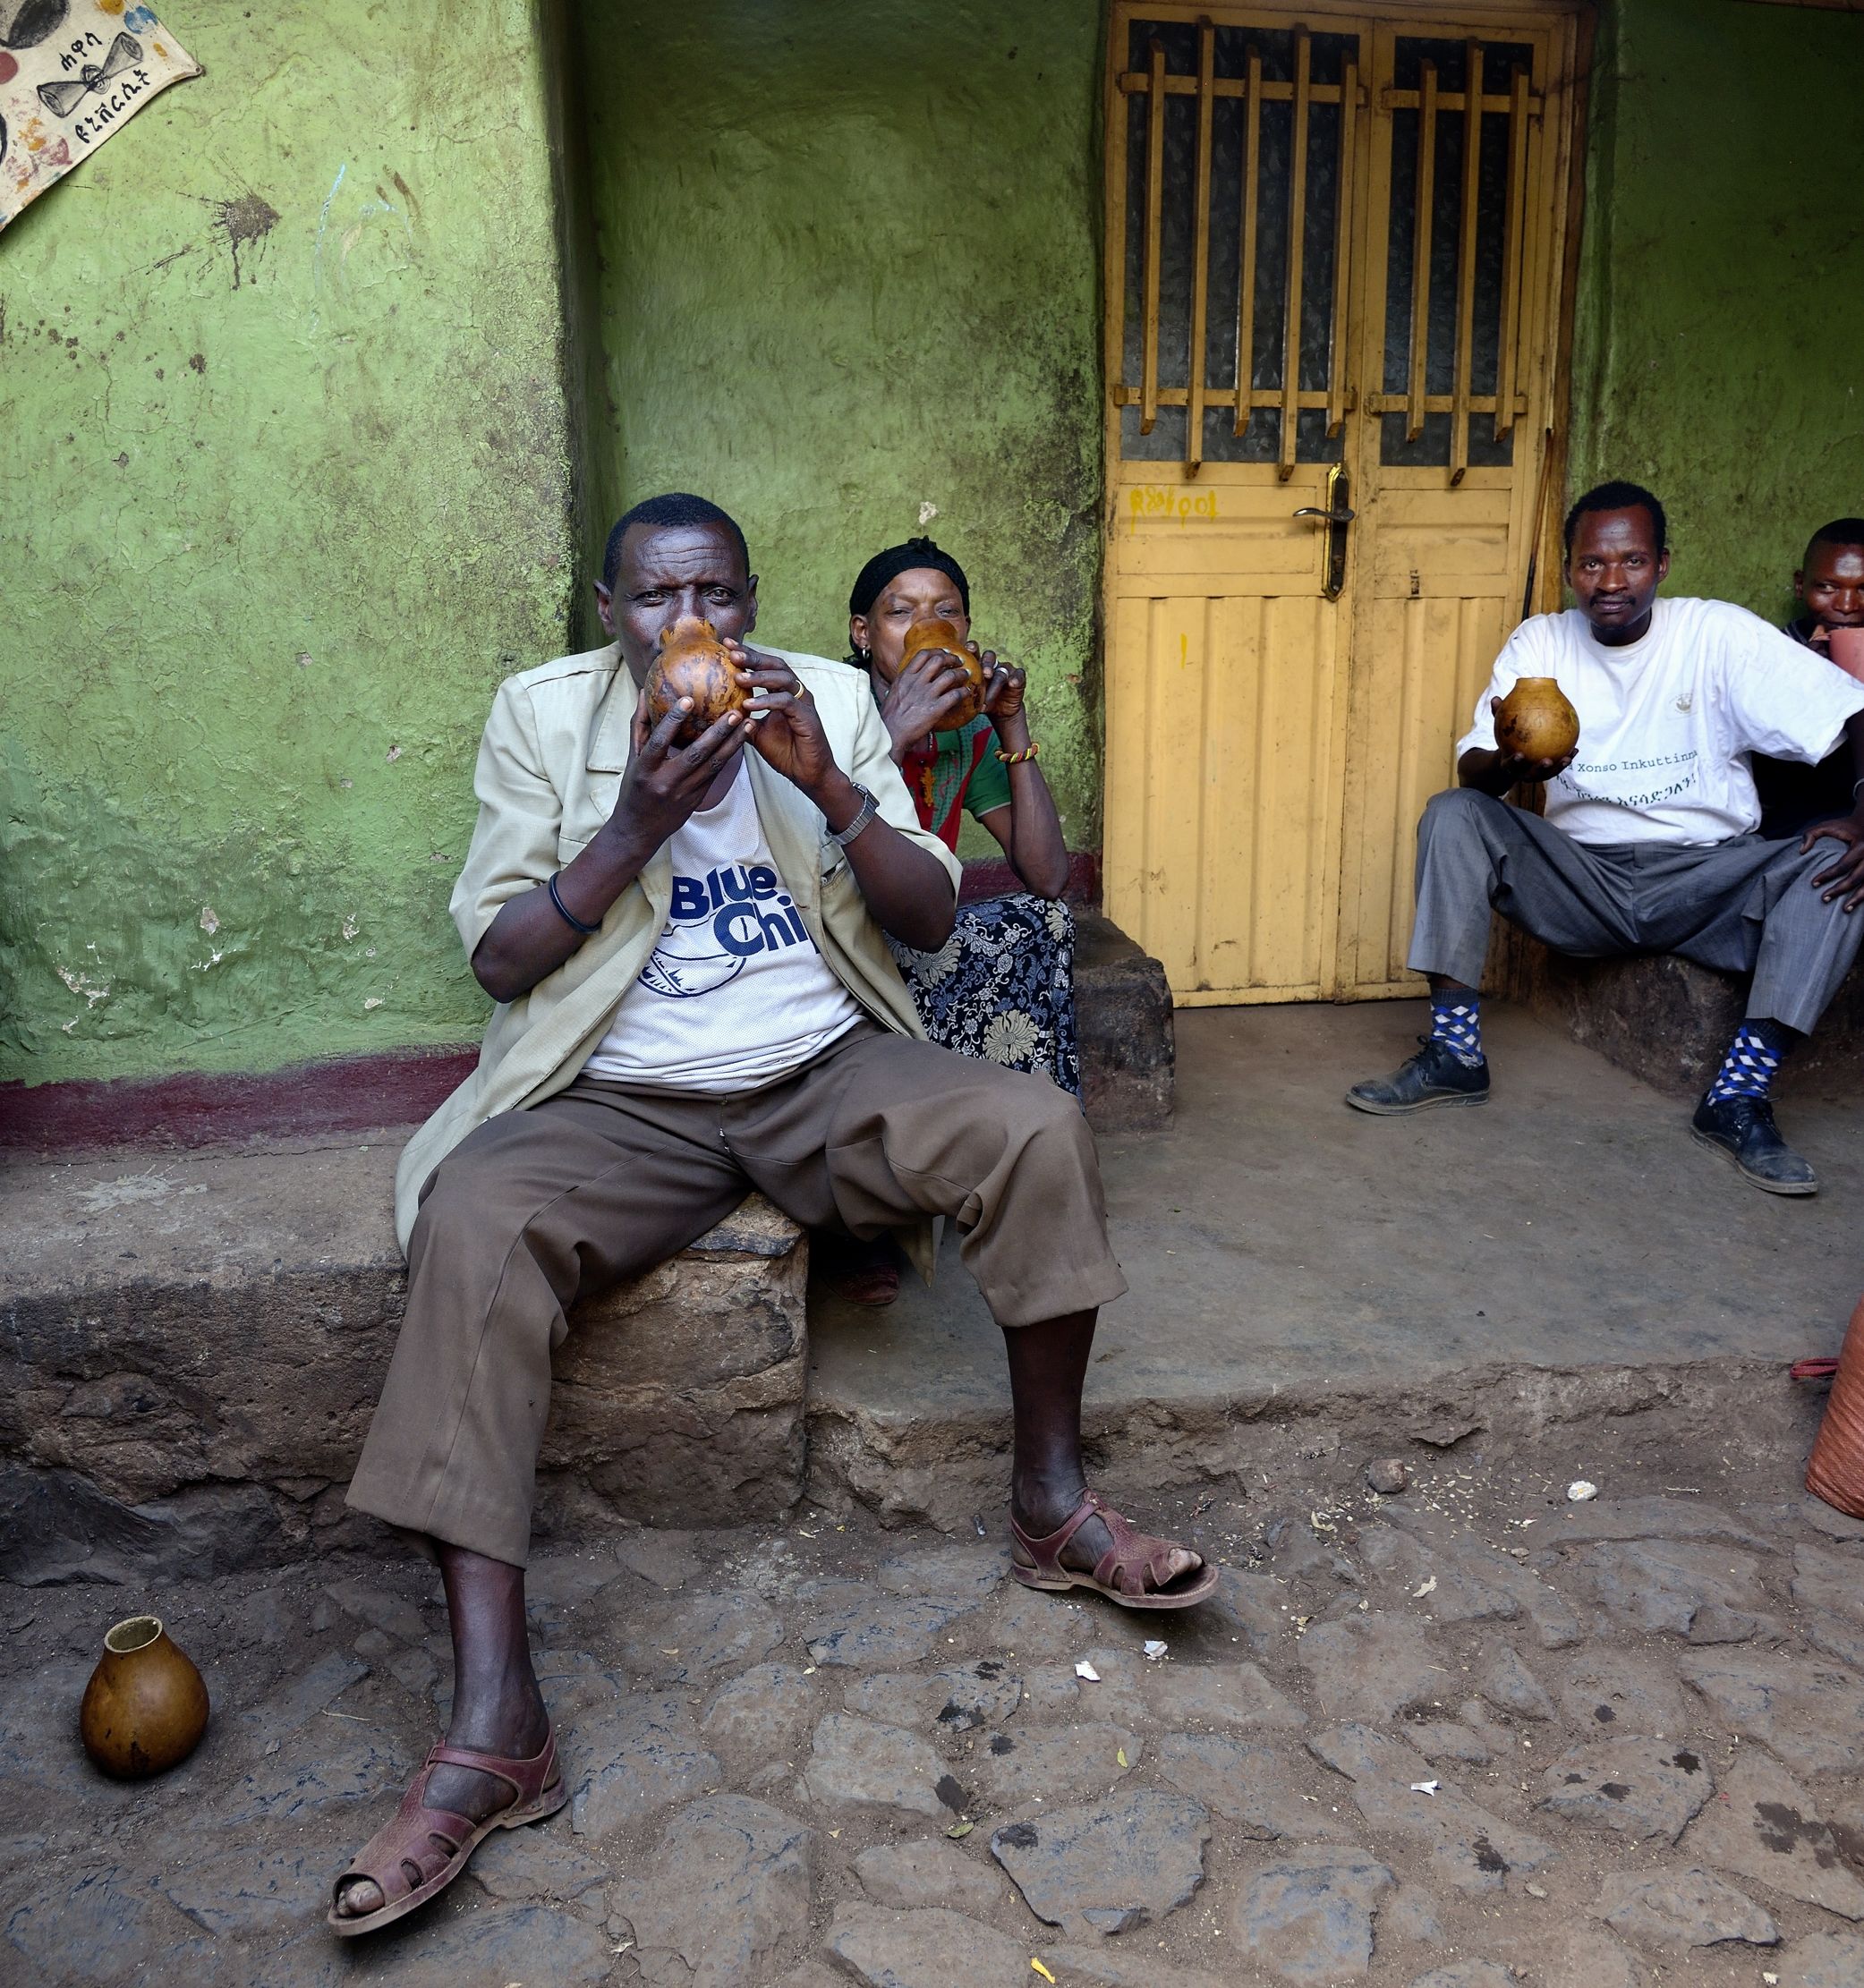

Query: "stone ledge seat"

xmin=1074 ymin=909 xmax=1174 ymax=1133
xmin=1495 ymin=931 xmax=1864 ymax=1099
xmin=0 ymin=913 xmax=1175 ymax=1582
xmin=0 ymin=1143 xmax=806 ymax=1584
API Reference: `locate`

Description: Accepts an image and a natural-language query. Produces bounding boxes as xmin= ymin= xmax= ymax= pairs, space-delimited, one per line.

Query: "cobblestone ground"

xmin=5 ymin=1434 xmax=1864 ymax=1988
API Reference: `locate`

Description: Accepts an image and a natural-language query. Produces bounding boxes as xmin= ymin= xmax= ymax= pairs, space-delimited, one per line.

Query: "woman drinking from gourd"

xmin=825 ymin=539 xmax=1079 ymax=1307
xmin=847 ymin=538 xmax=1077 ymax=1102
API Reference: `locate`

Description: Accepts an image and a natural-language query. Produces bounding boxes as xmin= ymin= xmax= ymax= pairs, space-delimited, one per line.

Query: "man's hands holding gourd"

xmin=607 ymin=640 xmax=853 ymax=860
xmin=1486 ymin=695 xmax=1576 ymax=786
xmin=731 ymin=641 xmax=842 ymax=799
xmin=605 ymin=683 xmax=750 ymax=862
xmin=1456 ymin=696 xmax=1577 ymax=797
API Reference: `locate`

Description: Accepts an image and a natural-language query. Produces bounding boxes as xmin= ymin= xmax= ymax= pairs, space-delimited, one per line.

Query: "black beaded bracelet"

xmin=548 ymin=871 xmax=600 ymax=936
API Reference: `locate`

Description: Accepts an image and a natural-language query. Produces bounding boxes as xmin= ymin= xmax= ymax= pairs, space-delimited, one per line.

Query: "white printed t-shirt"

xmin=1459 ymin=597 xmax=1864 ymax=846
xmin=582 ymin=760 xmax=864 ymax=1091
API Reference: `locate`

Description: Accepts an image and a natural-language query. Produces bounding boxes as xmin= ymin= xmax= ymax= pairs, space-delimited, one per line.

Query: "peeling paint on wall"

xmin=0 ymin=1 xmax=576 ymax=1085
xmin=574 ymin=0 xmax=1107 ymax=857
xmin=1570 ymin=0 xmax=1864 ymax=618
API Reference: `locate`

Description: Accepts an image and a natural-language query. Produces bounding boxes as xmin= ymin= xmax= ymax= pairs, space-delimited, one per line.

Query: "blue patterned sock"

xmin=1430 ymin=990 xmax=1485 ymax=1067
xmin=1707 ymin=1017 xmax=1792 ymax=1103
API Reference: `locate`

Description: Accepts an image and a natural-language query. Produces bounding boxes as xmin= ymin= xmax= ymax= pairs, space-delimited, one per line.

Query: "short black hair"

xmin=1805 ymin=518 xmax=1864 ymax=565
xmin=1563 ymin=480 xmax=1668 ymax=557
xmin=601 ymin=493 xmax=750 ymax=590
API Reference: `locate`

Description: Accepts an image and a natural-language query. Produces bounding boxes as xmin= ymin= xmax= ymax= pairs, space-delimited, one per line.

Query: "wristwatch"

xmin=829 ymin=783 xmax=881 ymax=847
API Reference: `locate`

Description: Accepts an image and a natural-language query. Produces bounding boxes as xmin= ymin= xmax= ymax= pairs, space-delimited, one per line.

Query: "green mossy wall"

xmin=1570 ymin=0 xmax=1864 ymax=617
xmin=573 ymin=0 xmax=1107 ymax=858
xmin=0 ymin=1 xmax=574 ymax=1086
xmin=11 ymin=0 xmax=1860 ymax=1090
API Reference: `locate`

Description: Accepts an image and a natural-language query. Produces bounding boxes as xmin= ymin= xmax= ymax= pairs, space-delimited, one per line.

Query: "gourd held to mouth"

xmin=902 ymin=616 xmax=987 ymax=730
xmin=644 ymin=616 xmax=752 ymax=743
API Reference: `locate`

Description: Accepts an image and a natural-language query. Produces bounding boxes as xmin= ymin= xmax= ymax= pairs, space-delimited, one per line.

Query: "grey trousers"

xmin=346 ymin=1024 xmax=1127 ymax=1566
xmin=1408 ymin=787 xmax=1864 ymax=1035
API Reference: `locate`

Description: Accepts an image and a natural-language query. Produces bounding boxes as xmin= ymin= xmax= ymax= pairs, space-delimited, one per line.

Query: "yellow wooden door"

xmin=1102 ymin=2 xmax=1583 ymax=1003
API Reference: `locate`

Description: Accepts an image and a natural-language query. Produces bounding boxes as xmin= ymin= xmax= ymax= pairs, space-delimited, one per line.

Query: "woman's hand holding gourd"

xmin=881 ymin=644 xmax=976 ymax=760
xmin=982 ymin=651 xmax=1029 ymax=748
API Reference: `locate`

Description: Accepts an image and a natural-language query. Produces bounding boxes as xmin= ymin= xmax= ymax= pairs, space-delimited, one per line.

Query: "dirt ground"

xmin=5 ymin=1415 xmax=1864 ymax=1987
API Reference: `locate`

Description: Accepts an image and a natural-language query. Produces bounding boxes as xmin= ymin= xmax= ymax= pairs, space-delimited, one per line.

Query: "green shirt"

xmin=900 ymin=715 xmax=1010 ymax=846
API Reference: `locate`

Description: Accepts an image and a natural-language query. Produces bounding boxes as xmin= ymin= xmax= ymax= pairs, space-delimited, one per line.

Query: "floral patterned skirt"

xmin=887 ymin=895 xmax=1080 ymax=1098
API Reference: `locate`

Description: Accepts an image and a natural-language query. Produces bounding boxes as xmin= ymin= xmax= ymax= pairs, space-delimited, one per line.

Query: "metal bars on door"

xmin=1372 ymin=42 xmax=1543 ymax=479
xmin=1111 ymin=22 xmax=1361 ymax=478
xmin=1111 ymin=17 xmax=1545 ymax=485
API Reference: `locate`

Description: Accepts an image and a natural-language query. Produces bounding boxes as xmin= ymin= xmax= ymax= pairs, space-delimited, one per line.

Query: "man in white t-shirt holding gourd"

xmin=1348 ymin=480 xmax=1864 ymax=1195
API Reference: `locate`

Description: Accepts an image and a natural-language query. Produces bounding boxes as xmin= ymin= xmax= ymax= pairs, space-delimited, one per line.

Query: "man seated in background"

xmin=1347 ymin=480 xmax=1864 ymax=1195
xmin=1755 ymin=518 xmax=1864 ymax=837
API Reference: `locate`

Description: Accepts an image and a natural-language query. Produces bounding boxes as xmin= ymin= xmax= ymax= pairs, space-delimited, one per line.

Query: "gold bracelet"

xmin=994 ymin=741 xmax=1040 ymax=765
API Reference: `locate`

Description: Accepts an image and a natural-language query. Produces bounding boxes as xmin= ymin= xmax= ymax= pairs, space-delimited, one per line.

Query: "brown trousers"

xmin=345 ymin=1026 xmax=1127 ymax=1566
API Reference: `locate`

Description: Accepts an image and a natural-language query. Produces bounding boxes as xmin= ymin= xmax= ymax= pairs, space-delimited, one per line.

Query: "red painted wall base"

xmin=2 ymin=854 xmax=1103 ymax=1157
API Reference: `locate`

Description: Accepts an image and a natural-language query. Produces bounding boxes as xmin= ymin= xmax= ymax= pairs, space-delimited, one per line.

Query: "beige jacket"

xmin=393 ymin=641 xmax=962 ymax=1255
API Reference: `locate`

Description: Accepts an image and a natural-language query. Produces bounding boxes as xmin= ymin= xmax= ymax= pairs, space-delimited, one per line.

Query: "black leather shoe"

xmin=1346 ymin=1036 xmax=1490 ymax=1116
xmin=1691 ymin=1094 xmax=1817 ymax=1195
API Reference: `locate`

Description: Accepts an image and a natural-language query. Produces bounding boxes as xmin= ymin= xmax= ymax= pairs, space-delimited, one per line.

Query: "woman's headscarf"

xmin=847 ymin=536 xmax=970 ymax=618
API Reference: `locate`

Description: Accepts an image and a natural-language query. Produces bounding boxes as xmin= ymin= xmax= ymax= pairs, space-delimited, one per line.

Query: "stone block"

xmin=609 ymin=1794 xmax=815 ymax=1986
xmin=1232 ymin=1846 xmax=1395 ymax=1984
xmin=990 ymin=1790 xmax=1211 ymax=1936
xmin=1493 ymin=925 xmax=1864 ymax=1100
xmin=540 ymin=1193 xmax=808 ymax=1530
xmin=0 ymin=1138 xmax=807 ymax=1578
xmin=1076 ymin=910 xmax=1175 ymax=1132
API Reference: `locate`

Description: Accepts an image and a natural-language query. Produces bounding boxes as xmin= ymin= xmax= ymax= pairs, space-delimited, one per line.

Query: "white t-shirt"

xmin=582 ymin=760 xmax=864 ymax=1091
xmin=1459 ymin=598 xmax=1864 ymax=845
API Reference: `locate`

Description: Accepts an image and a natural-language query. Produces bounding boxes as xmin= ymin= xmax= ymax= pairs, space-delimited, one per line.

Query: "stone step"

xmin=17 ymin=994 xmax=1851 ymax=1586
xmin=1493 ymin=927 xmax=1864 ymax=1100
xmin=0 ymin=1143 xmax=807 ymax=1583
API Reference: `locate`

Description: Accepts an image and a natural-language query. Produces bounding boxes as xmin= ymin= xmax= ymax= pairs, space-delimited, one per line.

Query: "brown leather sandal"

xmin=327 ymin=1727 xmax=567 ymax=1938
xmin=1010 ymin=1490 xmax=1220 ymax=1610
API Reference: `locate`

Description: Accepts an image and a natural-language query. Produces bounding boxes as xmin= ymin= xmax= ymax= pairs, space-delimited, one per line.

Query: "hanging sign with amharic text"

xmin=1 ymin=2 xmax=200 ymax=233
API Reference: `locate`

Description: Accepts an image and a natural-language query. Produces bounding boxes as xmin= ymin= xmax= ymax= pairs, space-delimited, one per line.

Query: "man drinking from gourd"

xmin=327 ymin=493 xmax=1215 ymax=1941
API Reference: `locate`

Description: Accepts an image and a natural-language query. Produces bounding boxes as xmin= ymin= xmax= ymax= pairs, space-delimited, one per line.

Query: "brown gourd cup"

xmin=901 ymin=617 xmax=986 ymax=730
xmin=643 ymin=616 xmax=751 ymax=743
xmin=1494 ymin=676 xmax=1579 ymax=762
xmin=79 ymin=1614 xmax=210 ymax=1779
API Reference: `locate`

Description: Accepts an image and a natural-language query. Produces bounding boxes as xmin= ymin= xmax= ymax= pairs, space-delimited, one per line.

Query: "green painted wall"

xmin=15 ymin=0 xmax=1856 ymax=1091
xmin=0 ymin=1 xmax=575 ymax=1086
xmin=1571 ymin=0 xmax=1864 ymax=617
xmin=573 ymin=0 xmax=1107 ymax=858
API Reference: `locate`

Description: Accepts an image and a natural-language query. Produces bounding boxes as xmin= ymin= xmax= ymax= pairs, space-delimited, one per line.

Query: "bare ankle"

xmin=447 ymin=1667 xmax=547 ymax=1754
xmin=1012 ymin=1469 xmax=1088 ymax=1533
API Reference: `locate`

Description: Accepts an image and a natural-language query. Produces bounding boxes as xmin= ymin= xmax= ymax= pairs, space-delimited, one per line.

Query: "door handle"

xmin=1293 ymin=465 xmax=1352 ymax=600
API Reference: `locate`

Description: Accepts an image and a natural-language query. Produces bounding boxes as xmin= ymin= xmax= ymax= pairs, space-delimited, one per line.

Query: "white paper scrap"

xmin=1074 ymin=1660 xmax=1101 ymax=1682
